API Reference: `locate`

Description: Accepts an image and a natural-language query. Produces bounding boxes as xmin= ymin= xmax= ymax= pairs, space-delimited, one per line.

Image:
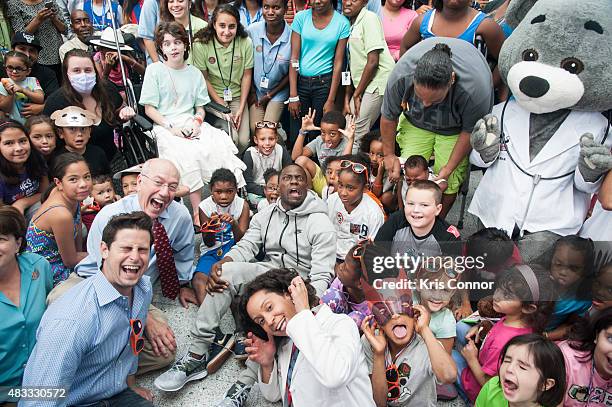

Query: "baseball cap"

xmin=11 ymin=32 xmax=43 ymax=51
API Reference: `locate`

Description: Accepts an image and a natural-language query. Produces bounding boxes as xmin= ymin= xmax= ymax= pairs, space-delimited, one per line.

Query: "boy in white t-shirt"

xmin=397 ymin=155 xmax=448 ymax=210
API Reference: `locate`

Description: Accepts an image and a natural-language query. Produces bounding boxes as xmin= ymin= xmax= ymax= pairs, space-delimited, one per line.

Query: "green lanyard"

xmin=212 ymin=37 xmax=236 ymax=90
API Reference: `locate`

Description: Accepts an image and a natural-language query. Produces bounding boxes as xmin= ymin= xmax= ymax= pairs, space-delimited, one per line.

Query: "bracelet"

xmin=193 ymin=115 xmax=203 ymax=124
xmin=288 ymin=96 xmax=300 ymax=103
xmin=298 ymin=129 xmax=309 ymax=137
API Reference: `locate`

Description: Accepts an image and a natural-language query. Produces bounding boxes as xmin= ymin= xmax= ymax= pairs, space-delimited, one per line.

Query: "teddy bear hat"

xmin=50 ymin=106 xmax=100 ymax=127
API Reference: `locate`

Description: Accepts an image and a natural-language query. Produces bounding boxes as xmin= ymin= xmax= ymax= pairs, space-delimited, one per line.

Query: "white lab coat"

xmin=258 ymin=305 xmax=376 ymax=407
xmin=469 ymin=100 xmax=611 ymax=236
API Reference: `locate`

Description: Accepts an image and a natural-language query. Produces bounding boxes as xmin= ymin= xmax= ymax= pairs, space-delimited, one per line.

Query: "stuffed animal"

xmin=473 ymin=296 xmax=503 ymax=347
xmin=468 ymin=0 xmax=612 ymax=261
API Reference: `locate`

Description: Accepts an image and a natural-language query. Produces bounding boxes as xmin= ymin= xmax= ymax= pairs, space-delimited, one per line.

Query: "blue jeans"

xmin=289 ymin=73 xmax=332 ymax=149
xmin=91 ymin=388 xmax=153 ymax=407
xmin=452 ymin=349 xmax=472 ymax=406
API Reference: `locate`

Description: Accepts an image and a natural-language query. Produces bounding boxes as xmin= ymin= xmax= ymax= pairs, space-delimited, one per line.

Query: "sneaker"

xmin=206 ymin=331 xmax=236 ymax=374
xmin=215 ymin=381 xmax=252 ymax=407
xmin=154 ymin=352 xmax=208 ymax=392
xmin=233 ymin=336 xmax=248 ymax=361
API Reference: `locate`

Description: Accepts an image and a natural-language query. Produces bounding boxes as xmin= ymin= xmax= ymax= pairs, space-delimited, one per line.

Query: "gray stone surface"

xmin=137 ymin=171 xmax=483 ymax=406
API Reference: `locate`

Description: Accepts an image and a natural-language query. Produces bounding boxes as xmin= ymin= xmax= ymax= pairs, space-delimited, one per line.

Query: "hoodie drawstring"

xmin=294 ymin=215 xmax=300 ymax=266
xmin=262 ymin=206 xmax=276 ymax=257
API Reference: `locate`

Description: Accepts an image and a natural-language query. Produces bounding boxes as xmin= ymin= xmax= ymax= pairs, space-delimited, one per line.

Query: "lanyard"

xmin=245 ymin=7 xmax=262 ymax=26
xmin=261 ymin=26 xmax=283 ymax=77
xmin=212 ymin=37 xmax=236 ymax=90
xmin=283 ymin=343 xmax=300 ymax=407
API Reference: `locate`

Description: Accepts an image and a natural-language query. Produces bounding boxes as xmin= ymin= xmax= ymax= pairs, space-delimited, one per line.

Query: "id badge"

xmin=260 ymin=76 xmax=269 ymax=89
xmin=223 ymin=88 xmax=233 ymax=102
xmin=342 ymin=71 xmax=351 ymax=86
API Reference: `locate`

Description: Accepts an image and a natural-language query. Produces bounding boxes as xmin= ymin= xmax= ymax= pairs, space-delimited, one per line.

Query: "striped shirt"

xmin=20 ymin=272 xmax=152 ymax=406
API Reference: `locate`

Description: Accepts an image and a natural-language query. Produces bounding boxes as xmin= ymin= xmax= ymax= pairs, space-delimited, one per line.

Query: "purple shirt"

xmin=0 ymin=172 xmax=40 ymax=205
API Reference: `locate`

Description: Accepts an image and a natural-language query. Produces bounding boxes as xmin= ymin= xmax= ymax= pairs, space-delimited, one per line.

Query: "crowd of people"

xmin=0 ymin=0 xmax=611 ymax=406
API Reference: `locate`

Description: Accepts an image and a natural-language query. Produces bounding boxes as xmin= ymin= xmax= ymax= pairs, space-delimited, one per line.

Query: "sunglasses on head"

xmin=371 ymin=299 xmax=414 ymax=326
xmin=255 ymin=121 xmax=280 ymax=129
xmin=130 ymin=319 xmax=145 ymax=355
xmin=340 ymin=160 xmax=369 ymax=183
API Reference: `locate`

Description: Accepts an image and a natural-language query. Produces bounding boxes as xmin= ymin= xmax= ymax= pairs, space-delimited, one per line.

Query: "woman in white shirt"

xmin=240 ymin=268 xmax=376 ymax=407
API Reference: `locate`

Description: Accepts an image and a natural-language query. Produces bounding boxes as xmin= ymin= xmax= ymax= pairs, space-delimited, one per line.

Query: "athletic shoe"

xmin=154 ymin=352 xmax=208 ymax=392
xmin=215 ymin=381 xmax=252 ymax=407
xmin=206 ymin=331 xmax=236 ymax=374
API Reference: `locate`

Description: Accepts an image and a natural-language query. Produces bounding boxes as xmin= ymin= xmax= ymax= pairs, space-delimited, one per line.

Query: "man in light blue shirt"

xmin=20 ymin=212 xmax=156 ymax=407
xmin=137 ymin=0 xmax=160 ymax=63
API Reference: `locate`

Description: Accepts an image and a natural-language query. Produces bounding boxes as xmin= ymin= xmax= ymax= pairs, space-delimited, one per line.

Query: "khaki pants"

xmin=248 ymin=101 xmax=285 ymax=134
xmin=349 ymin=90 xmax=383 ymax=153
xmin=46 ymin=273 xmax=175 ymax=375
xmin=228 ymin=99 xmax=251 ymax=154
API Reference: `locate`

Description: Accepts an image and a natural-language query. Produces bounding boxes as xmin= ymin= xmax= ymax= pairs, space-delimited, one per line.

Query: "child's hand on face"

xmin=361 ymin=315 xmax=387 ymax=355
xmin=301 ymin=107 xmax=320 ymax=132
xmin=413 ymin=304 xmax=431 ymax=334
xmin=339 ymin=115 xmax=356 ymax=141
xmin=245 ymin=331 xmax=276 ymax=369
xmin=461 ymin=339 xmax=479 ymax=363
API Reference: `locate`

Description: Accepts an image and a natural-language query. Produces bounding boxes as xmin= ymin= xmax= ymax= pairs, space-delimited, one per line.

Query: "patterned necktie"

xmin=283 ymin=344 xmax=300 ymax=407
xmin=152 ymin=219 xmax=180 ymax=299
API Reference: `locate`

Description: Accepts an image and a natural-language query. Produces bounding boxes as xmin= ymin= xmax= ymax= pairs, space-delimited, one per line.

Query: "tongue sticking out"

xmin=393 ymin=325 xmax=407 ymax=339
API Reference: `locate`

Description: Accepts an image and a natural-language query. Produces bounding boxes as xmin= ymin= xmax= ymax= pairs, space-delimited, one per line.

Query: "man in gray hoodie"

xmin=154 ymin=165 xmax=336 ymax=397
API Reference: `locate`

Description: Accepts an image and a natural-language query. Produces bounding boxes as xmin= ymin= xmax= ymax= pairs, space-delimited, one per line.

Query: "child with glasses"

xmin=327 ymin=154 xmax=385 ymax=263
xmin=256 ymin=168 xmax=280 ymax=212
xmin=242 ymin=121 xmax=291 ymax=208
xmin=292 ymin=109 xmax=355 ymax=197
xmin=0 ymin=51 xmax=44 ymax=124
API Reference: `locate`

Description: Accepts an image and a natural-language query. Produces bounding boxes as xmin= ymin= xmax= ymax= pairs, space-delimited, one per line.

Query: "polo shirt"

xmin=0 ymin=253 xmax=52 ymax=389
xmin=247 ymin=21 xmax=292 ymax=102
xmin=348 ymin=8 xmax=394 ymax=95
xmin=192 ymin=36 xmax=254 ymax=97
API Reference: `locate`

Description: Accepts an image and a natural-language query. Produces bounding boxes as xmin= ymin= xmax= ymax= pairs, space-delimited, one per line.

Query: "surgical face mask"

xmin=68 ymin=72 xmax=96 ymax=94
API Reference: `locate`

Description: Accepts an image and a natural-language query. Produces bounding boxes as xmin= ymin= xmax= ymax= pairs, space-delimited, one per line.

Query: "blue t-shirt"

xmin=291 ymin=9 xmax=350 ymax=77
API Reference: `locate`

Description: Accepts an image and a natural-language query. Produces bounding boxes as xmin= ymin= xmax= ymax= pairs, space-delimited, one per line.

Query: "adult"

xmin=193 ymin=0 xmax=218 ymax=22
xmin=557 ymin=309 xmax=612 ymax=406
xmin=43 ymin=49 xmax=135 ymax=161
xmin=21 ymin=212 xmax=156 ymax=406
xmin=336 ymin=0 xmax=382 ymax=19
xmin=124 ymin=0 xmax=146 ymax=24
xmin=58 ymin=159 xmax=195 ymax=373
xmin=287 ymin=0 xmax=350 ymax=147
xmin=381 ymin=0 xmax=418 ymax=61
xmin=4 ymin=33 xmax=60 ymax=119
xmin=236 ymin=0 xmax=263 ymax=28
xmin=246 ymin=0 xmax=291 ymax=134
xmin=579 ymin=167 xmax=612 ymax=270
xmin=380 ymin=38 xmax=493 ymax=217
xmin=159 ymin=0 xmax=208 ymax=53
xmin=155 ymin=164 xmax=337 ymax=406
xmin=138 ymin=0 xmax=161 ymax=63
xmin=5 ymin=0 xmax=69 ymax=82
xmin=0 ymin=206 xmax=53 ymax=404
xmin=59 ymin=10 xmax=94 ymax=62
xmin=240 ymin=269 xmax=376 ymax=406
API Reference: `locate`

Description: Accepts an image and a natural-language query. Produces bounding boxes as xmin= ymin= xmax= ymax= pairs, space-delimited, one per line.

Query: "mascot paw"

xmin=471 ymin=114 xmax=501 ymax=163
xmin=578 ymin=133 xmax=612 ymax=182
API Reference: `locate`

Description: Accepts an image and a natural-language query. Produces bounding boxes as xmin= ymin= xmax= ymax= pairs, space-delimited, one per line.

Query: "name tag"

xmin=223 ymin=88 xmax=233 ymax=102
xmin=260 ymin=76 xmax=269 ymax=89
xmin=342 ymin=71 xmax=351 ymax=86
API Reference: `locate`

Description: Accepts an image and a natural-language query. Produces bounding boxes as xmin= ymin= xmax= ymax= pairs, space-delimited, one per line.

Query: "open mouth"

xmin=410 ymin=214 xmax=424 ymax=221
xmin=275 ymin=317 xmax=287 ymax=332
xmin=392 ymin=324 xmax=408 ymax=339
xmin=150 ymin=198 xmax=165 ymax=211
xmin=502 ymin=378 xmax=518 ymax=395
xmin=288 ymin=188 xmax=301 ymax=199
xmin=122 ymin=264 xmax=141 ymax=274
xmin=428 ymin=300 xmax=444 ymax=308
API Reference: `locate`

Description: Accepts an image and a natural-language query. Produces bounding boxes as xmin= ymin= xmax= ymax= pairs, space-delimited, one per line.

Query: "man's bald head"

xmin=137 ymin=159 xmax=181 ymax=219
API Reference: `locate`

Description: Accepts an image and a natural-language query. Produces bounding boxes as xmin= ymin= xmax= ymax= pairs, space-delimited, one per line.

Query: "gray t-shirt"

xmin=306 ymin=136 xmax=348 ymax=165
xmin=381 ymin=37 xmax=494 ymax=135
xmin=362 ymin=334 xmax=437 ymax=406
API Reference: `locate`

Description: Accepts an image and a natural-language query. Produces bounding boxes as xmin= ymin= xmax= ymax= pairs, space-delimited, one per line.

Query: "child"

xmin=81 ymin=174 xmax=117 ymax=231
xmin=322 ymin=155 xmax=345 ymax=200
xmin=26 ymin=153 xmax=91 ymax=285
xmin=327 ymin=155 xmax=385 ymax=262
xmin=456 ymin=264 xmax=556 ymax=403
xmin=0 ymin=120 xmax=49 ymax=221
xmin=476 ymin=334 xmax=566 ymax=406
xmin=242 ymin=121 xmax=291 ymax=207
xmin=25 ymin=115 xmax=57 ymax=162
xmin=50 ymin=106 xmax=111 ymax=177
xmin=591 ymin=263 xmax=612 ymax=314
xmin=360 ymin=131 xmax=395 ymax=210
xmin=256 ymin=168 xmax=280 ymax=212
xmin=375 ymin=180 xmax=461 ymax=261
xmin=396 ymin=155 xmax=447 ymax=211
xmin=0 ymin=51 xmax=44 ymax=124
xmin=544 ymin=235 xmax=594 ymax=340
xmin=292 ymin=109 xmax=355 ymax=197
xmin=113 ymin=164 xmax=144 ymax=196
xmin=193 ymin=168 xmax=250 ymax=304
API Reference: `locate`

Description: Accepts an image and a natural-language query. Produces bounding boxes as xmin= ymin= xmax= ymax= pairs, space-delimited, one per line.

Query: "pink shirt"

xmin=558 ymin=340 xmax=612 ymax=406
xmin=382 ymin=8 xmax=418 ymax=61
xmin=461 ymin=317 xmax=533 ymax=402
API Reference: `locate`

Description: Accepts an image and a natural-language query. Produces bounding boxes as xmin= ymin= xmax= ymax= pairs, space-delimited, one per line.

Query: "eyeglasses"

xmin=255 ymin=121 xmax=280 ymax=129
xmin=386 ymin=364 xmax=401 ymax=401
xmin=340 ymin=160 xmax=369 ymax=183
xmin=140 ymin=173 xmax=179 ymax=192
xmin=200 ymin=216 xmax=226 ymax=234
xmin=420 ymin=258 xmax=458 ymax=279
xmin=265 ymin=185 xmax=279 ymax=192
xmin=5 ymin=65 xmax=29 ymax=73
xmin=130 ymin=319 xmax=145 ymax=355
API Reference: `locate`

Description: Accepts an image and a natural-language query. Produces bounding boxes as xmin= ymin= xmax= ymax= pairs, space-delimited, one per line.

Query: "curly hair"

xmin=193 ymin=3 xmax=248 ymax=44
xmin=239 ymin=268 xmax=318 ymax=340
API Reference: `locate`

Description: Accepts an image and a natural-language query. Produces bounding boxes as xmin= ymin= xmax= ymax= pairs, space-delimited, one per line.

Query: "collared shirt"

xmin=247 ymin=21 xmax=291 ymax=102
xmin=238 ymin=3 xmax=263 ymax=27
xmin=75 ymin=193 xmax=195 ymax=283
xmin=137 ymin=0 xmax=159 ymax=64
xmin=20 ymin=271 xmax=152 ymax=407
xmin=192 ymin=36 xmax=254 ymax=97
xmin=58 ymin=36 xmax=90 ymax=62
xmin=336 ymin=0 xmax=382 ymax=19
xmin=348 ymin=8 xmax=394 ymax=95
xmin=0 ymin=253 xmax=53 ymax=390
